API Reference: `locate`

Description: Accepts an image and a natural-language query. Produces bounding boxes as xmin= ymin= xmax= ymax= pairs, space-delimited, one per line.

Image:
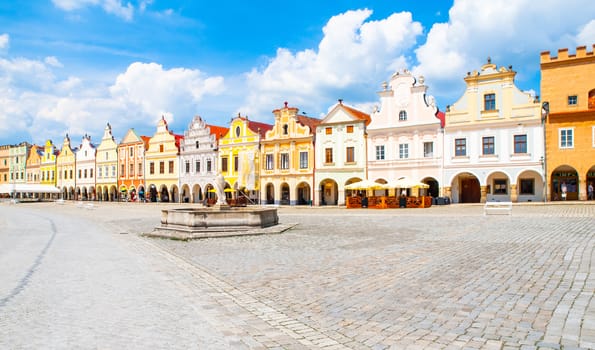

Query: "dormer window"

xmin=399 ymin=110 xmax=407 ymax=121
xmin=235 ymin=126 xmax=241 ymax=137
xmin=484 ymin=93 xmax=496 ymax=111
xmin=195 ymin=141 xmax=199 ymax=149
xmin=283 ymin=124 xmax=288 ymax=135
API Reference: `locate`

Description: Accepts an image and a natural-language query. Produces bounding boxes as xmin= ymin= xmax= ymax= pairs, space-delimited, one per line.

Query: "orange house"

xmin=541 ymin=44 xmax=595 ymax=201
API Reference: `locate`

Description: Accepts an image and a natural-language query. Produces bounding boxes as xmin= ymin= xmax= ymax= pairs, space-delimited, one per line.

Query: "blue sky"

xmin=1 ymin=0 xmax=594 ymax=146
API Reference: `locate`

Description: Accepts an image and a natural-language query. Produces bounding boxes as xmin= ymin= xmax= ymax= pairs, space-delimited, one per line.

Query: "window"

xmin=346 ymin=125 xmax=354 ymax=133
xmin=455 ymin=138 xmax=467 ymax=156
xmin=120 ymin=164 xmax=125 ymax=176
xmin=424 ymin=142 xmax=433 ymax=158
xmin=99 ymin=167 xmax=103 ymax=178
xmin=482 ymin=136 xmax=495 ymax=155
xmin=519 ymin=179 xmax=535 ymax=195
xmin=280 ymin=153 xmax=289 ymax=169
xmin=493 ymin=179 xmax=508 ymax=194
xmin=168 ymin=161 xmax=174 ymax=173
xmin=111 ymin=166 xmax=116 ymax=177
xmin=299 ymin=151 xmax=308 ymax=169
xmin=593 ymin=126 xmax=595 ymax=147
xmin=195 ymin=161 xmax=200 ymax=173
xmin=266 ymin=154 xmax=274 ymax=170
xmin=399 ymin=110 xmax=407 ymax=121
xmin=346 ymin=147 xmax=355 ymax=163
xmin=185 ymin=161 xmax=190 ymax=173
xmin=514 ymin=134 xmax=527 ymax=154
xmin=399 ymin=144 xmax=409 ymax=159
xmin=159 ymin=161 xmax=164 ymax=174
xmin=90 ymin=169 xmax=93 ymax=178
xmin=559 ymin=128 xmax=574 ymax=148
xmin=195 ymin=141 xmax=199 ymax=149
xmin=149 ymin=162 xmax=155 ymax=175
xmin=129 ymin=147 xmax=134 ymax=157
xmin=234 ymin=156 xmax=238 ymax=172
xmin=283 ymin=124 xmax=288 ymax=135
xmin=325 ymin=127 xmax=332 ymax=135
xmin=221 ymin=157 xmax=228 ymax=172
xmin=568 ymin=95 xmax=577 ymax=106
xmin=105 ymin=152 xmax=108 ymax=160
xmin=84 ymin=169 xmax=88 ymax=178
xmin=325 ymin=148 xmax=333 ymax=163
xmin=484 ymin=93 xmax=496 ymax=111
xmin=235 ymin=126 xmax=241 ymax=137
xmin=206 ymin=160 xmax=212 ymax=172
xmin=70 ymin=170 xmax=73 ymax=179
xmin=159 ymin=144 xmax=164 ymax=152
xmin=138 ymin=163 xmax=142 ymax=176
xmin=375 ymin=145 xmax=385 ymax=160
xmin=79 ymin=169 xmax=82 ymax=179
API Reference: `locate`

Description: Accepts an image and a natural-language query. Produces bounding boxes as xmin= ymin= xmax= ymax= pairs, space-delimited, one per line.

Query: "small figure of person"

xmin=561 ymin=182 xmax=567 ymax=201
xmin=588 ymin=182 xmax=594 ymax=200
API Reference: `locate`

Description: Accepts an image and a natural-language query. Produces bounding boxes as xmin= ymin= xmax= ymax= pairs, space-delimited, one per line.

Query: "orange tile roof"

xmin=296 ymin=115 xmax=322 ymax=133
xmin=239 ymin=116 xmax=273 ymax=138
xmin=340 ymin=103 xmax=371 ymax=126
xmin=206 ymin=124 xmax=229 ymax=141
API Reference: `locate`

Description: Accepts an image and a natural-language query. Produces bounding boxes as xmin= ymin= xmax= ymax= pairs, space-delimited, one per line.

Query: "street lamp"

xmin=541 ymin=102 xmax=549 ymax=202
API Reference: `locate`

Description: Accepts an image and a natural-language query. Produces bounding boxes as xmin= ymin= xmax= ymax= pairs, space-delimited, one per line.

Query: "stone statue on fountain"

xmin=214 ymin=173 xmax=229 ymax=207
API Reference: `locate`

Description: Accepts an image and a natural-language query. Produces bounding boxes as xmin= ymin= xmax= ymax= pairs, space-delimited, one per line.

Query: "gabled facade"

xmin=118 ymin=129 xmax=147 ymax=202
xmin=144 ymin=116 xmax=183 ymax=202
xmin=40 ymin=140 xmax=58 ymax=188
xmin=444 ymin=59 xmax=543 ymax=203
xmin=56 ymin=134 xmax=77 ymax=200
xmin=26 ymin=144 xmax=42 ymax=185
xmin=0 ymin=145 xmax=9 ymax=185
xmin=95 ymin=123 xmax=119 ymax=201
xmin=368 ymin=70 xmax=443 ymax=197
xmin=541 ymin=45 xmax=595 ymax=201
xmin=9 ymin=142 xmax=30 ymax=186
xmin=260 ymin=102 xmax=320 ymax=205
xmin=314 ymin=100 xmax=370 ymax=206
xmin=179 ymin=116 xmax=227 ymax=204
xmin=76 ymin=135 xmax=96 ymax=200
xmin=218 ymin=114 xmax=272 ymax=203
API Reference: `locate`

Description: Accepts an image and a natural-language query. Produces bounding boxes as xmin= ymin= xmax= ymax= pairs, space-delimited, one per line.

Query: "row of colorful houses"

xmin=1 ymin=44 xmax=594 ymax=204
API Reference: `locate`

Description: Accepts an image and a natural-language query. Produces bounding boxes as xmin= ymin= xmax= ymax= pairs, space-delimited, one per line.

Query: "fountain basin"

xmin=146 ymin=206 xmax=288 ymax=240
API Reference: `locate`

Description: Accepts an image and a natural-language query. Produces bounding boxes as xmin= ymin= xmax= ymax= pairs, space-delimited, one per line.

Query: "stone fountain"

xmin=146 ymin=174 xmax=293 ymax=240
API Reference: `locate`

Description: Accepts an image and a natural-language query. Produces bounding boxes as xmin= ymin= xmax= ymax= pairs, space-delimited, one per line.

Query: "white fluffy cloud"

xmin=0 ymin=33 xmax=8 ymax=50
xmin=0 ymin=57 xmax=225 ymax=144
xmin=414 ymin=0 xmax=595 ymax=107
xmin=52 ymin=0 xmax=134 ymax=21
xmin=576 ymin=20 xmax=595 ymax=48
xmin=109 ymin=62 xmax=225 ymax=126
xmin=242 ymin=9 xmax=422 ymax=118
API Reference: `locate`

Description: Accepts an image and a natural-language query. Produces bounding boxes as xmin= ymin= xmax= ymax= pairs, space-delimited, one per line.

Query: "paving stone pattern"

xmin=0 ymin=202 xmax=593 ymax=349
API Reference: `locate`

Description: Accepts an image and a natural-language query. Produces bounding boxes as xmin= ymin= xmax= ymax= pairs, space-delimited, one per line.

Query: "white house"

xmin=179 ymin=115 xmax=228 ymax=203
xmin=367 ymin=69 xmax=444 ymax=197
xmin=444 ymin=59 xmax=544 ymax=203
xmin=76 ymin=135 xmax=96 ymax=200
xmin=314 ymin=100 xmax=370 ymax=206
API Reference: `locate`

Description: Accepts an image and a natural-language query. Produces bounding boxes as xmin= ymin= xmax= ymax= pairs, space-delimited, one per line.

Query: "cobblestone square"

xmin=0 ymin=202 xmax=593 ymax=349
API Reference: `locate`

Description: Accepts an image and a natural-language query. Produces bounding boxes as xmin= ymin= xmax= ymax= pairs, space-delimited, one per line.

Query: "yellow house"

xmin=56 ymin=134 xmax=77 ymax=200
xmin=144 ymin=116 xmax=183 ymax=203
xmin=218 ymin=114 xmax=272 ymax=203
xmin=40 ymin=140 xmax=58 ymax=201
xmin=260 ymin=102 xmax=320 ymax=205
xmin=95 ymin=123 xmax=119 ymax=201
xmin=541 ymin=44 xmax=595 ymax=201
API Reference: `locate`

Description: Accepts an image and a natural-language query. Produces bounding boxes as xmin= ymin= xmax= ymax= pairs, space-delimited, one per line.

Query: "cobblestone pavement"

xmin=0 ymin=202 xmax=593 ymax=349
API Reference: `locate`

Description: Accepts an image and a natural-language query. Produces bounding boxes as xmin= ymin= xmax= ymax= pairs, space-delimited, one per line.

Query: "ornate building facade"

xmin=444 ymin=59 xmax=544 ymax=203
xmin=260 ymin=103 xmax=320 ymax=205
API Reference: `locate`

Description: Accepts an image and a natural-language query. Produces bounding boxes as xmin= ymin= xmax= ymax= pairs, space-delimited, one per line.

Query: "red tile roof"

xmin=340 ymin=103 xmax=371 ymax=126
